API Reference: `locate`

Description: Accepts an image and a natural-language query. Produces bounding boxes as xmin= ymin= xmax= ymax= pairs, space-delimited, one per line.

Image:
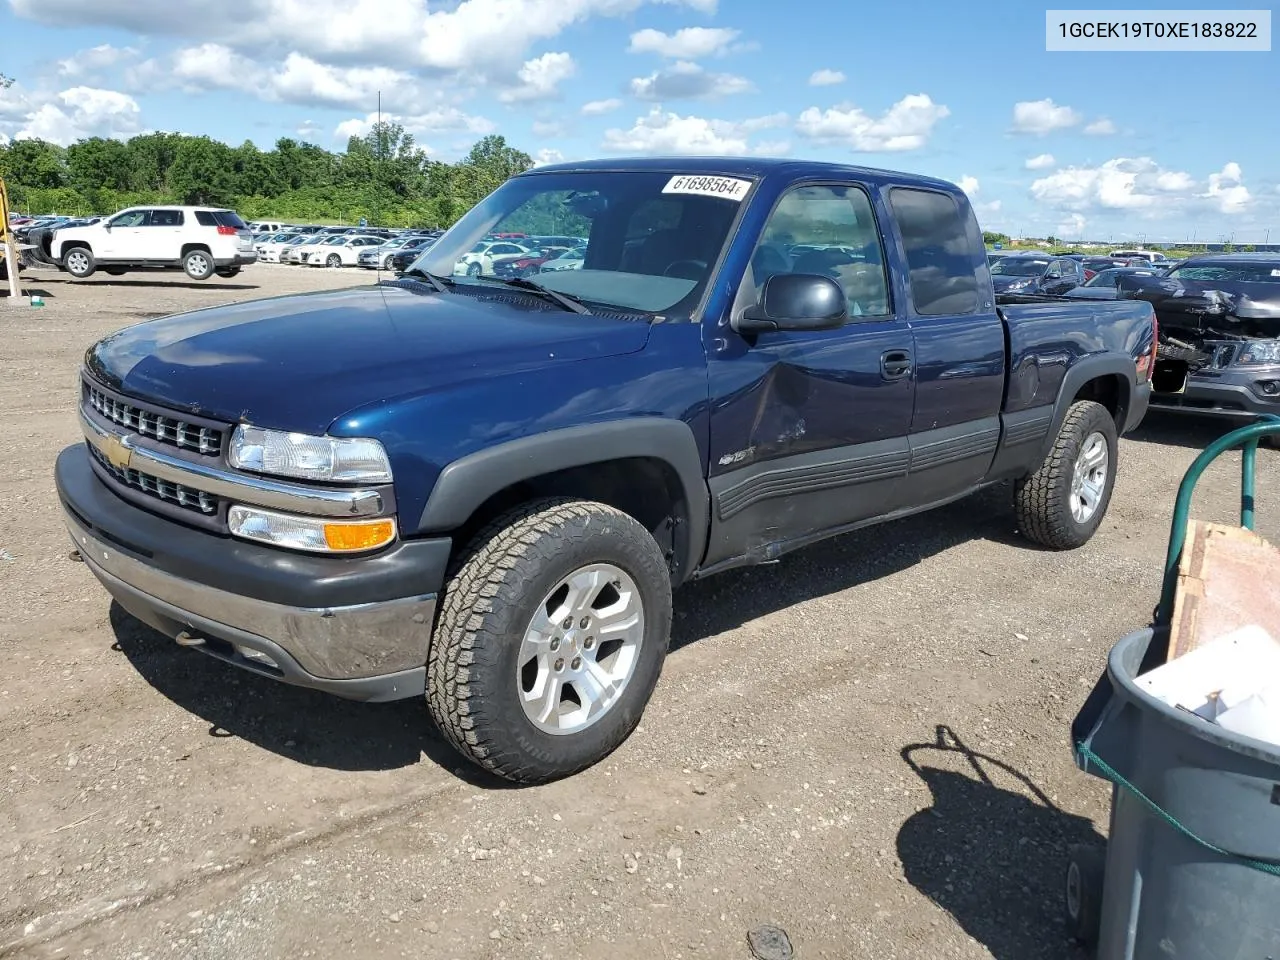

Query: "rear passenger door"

xmin=887 ymin=186 xmax=1006 ymax=506
xmin=139 ymin=208 xmax=184 ymax=260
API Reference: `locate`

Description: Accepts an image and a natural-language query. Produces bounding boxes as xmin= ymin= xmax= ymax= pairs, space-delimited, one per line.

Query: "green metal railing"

xmin=1156 ymin=415 xmax=1280 ymax=625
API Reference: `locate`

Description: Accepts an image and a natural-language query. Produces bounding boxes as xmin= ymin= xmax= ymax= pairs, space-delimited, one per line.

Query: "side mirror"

xmin=103 ymin=222 xmax=112 ymax=231
xmin=735 ymin=273 xmax=848 ymax=334
xmin=1044 ymin=271 xmax=1061 ymax=280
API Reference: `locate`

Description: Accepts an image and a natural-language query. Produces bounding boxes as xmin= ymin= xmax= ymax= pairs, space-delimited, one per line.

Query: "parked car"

xmin=1115 ymin=254 xmax=1280 ymax=437
xmin=452 ymin=239 xmax=535 ymax=276
xmin=32 ymin=206 xmax=257 ymax=280
xmin=1109 ymin=249 xmax=1168 ymax=264
xmin=1063 ymin=267 xmax=1161 ymax=299
xmin=358 ymin=235 xmax=432 ymax=270
xmin=282 ymin=235 xmax=329 ymax=264
xmin=491 ymin=244 xmax=574 ymax=279
xmin=303 ymin=234 xmax=385 ymax=267
xmin=57 ymin=157 xmax=1155 ymax=786
xmin=989 ymin=254 xmax=1084 ymax=295
xmin=255 ymin=232 xmax=303 ymax=263
xmin=387 ymin=238 xmax=439 ymax=273
xmin=537 ymin=244 xmax=587 ymax=272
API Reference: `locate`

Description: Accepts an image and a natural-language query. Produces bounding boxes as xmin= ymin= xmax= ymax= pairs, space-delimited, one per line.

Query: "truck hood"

xmin=84 ymin=282 xmax=653 ymax=434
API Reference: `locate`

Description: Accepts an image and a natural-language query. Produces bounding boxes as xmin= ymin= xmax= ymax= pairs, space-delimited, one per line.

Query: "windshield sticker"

xmin=662 ymin=175 xmax=752 ymax=202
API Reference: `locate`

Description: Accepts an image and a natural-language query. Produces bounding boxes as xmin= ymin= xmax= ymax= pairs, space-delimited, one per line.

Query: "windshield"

xmin=991 ymin=258 xmax=1048 ymax=277
xmin=413 ymin=170 xmax=753 ymax=315
xmin=1168 ymin=262 xmax=1280 ymax=283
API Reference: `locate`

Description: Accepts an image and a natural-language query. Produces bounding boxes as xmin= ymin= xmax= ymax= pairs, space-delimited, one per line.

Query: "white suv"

xmin=51 ymin=206 xmax=258 ymax=281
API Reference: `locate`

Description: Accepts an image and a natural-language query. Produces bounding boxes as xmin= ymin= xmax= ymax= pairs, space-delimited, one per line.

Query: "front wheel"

xmin=64 ymin=247 xmax=96 ymax=279
xmin=1015 ymin=399 xmax=1118 ymax=549
xmin=466 ymin=261 xmax=482 ymax=277
xmin=427 ymin=498 xmax=673 ymax=784
xmin=326 ymin=253 xmax=342 ymax=268
xmin=215 ymin=267 xmax=241 ymax=278
xmin=183 ymin=250 xmax=214 ymax=280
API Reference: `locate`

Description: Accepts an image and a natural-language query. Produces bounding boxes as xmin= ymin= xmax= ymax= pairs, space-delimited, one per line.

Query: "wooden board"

xmin=1168 ymin=520 xmax=1280 ymax=660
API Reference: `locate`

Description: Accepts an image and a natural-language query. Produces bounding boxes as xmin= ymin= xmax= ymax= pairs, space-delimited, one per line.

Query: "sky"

xmin=1 ymin=0 xmax=1277 ymax=241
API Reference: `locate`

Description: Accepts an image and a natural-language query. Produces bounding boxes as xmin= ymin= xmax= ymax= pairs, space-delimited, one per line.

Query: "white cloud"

xmin=1030 ymin=157 xmax=1223 ymax=215
xmin=602 ymin=106 xmax=786 ymax=155
xmin=1084 ymin=118 xmax=1116 ymax=135
xmin=14 ymin=86 xmax=142 ymax=144
xmin=958 ymin=175 xmax=979 ymax=195
xmin=57 ymin=43 xmax=138 ymax=77
xmin=533 ymin=147 xmax=565 ymax=166
xmin=629 ymin=61 xmax=753 ymax=100
xmin=498 ymin=52 xmax=575 ymax=103
xmin=627 ymin=26 xmax=740 ymax=58
xmin=808 ymin=69 xmax=845 ymax=86
xmin=1202 ymin=162 xmax=1251 ymax=214
xmin=297 ymin=120 xmax=322 ymax=140
xmin=171 ymin=42 xmax=257 ymax=89
xmin=978 ymin=199 xmax=1003 ymax=215
xmin=795 ymin=93 xmax=949 ymax=152
xmin=581 ymin=98 xmax=622 ymax=115
xmin=1010 ymin=98 xmax=1080 ymax=134
xmin=272 ymin=52 xmax=411 ymax=109
xmin=1056 ymin=213 xmax=1087 ymax=238
xmin=1025 ymin=153 xmax=1056 ymax=170
xmin=334 ymin=107 xmax=494 ymax=141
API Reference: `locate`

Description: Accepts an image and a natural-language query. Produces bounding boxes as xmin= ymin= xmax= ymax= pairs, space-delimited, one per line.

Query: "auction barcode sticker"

xmin=662 ymin=175 xmax=753 ymax=202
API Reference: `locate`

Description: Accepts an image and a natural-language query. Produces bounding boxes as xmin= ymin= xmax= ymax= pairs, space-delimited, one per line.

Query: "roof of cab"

xmin=520 ymin=156 xmax=960 ymax=192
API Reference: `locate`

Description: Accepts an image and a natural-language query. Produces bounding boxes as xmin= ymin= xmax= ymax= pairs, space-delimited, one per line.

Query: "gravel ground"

xmin=1 ymin=265 xmax=1276 ymax=960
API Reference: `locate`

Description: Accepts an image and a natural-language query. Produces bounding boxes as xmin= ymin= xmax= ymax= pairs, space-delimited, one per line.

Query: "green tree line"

xmin=0 ymin=123 xmax=534 ymax=229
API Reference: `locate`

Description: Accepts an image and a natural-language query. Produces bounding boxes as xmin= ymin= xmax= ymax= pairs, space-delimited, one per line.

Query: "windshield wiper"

xmin=479 ymin=276 xmax=593 ymax=315
xmin=399 ymin=267 xmax=453 ymax=293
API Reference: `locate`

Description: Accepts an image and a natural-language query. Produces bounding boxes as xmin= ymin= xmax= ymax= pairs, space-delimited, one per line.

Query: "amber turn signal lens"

xmin=323 ymin=519 xmax=396 ymax=552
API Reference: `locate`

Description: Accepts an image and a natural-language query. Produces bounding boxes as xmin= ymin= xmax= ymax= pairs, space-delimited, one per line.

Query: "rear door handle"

xmin=881 ymin=349 xmax=912 ymax=380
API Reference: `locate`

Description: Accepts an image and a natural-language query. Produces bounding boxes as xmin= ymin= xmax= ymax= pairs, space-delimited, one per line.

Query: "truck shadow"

xmin=670 ymin=481 xmax=1025 ymax=651
xmin=108 ymin=483 xmax=1024 ymax=779
xmin=107 ymin=602 xmax=508 ymax=785
xmin=896 ymin=725 xmax=1104 ymax=960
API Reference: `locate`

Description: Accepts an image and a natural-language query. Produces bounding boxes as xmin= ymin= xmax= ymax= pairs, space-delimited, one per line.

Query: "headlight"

xmin=1004 ymin=278 xmax=1033 ymax=290
xmin=1237 ymin=340 xmax=1280 ymax=366
xmin=229 ymin=425 xmax=392 ymax=483
xmin=229 ymin=505 xmax=396 ymax=553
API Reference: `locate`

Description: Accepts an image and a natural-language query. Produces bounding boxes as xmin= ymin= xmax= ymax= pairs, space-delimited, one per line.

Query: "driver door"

xmin=100 ymin=209 xmax=150 ymax=259
xmin=702 ymin=182 xmax=915 ymax=568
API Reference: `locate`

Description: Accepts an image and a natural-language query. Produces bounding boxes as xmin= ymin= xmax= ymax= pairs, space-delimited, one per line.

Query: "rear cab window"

xmin=888 ymin=187 xmax=983 ymax=316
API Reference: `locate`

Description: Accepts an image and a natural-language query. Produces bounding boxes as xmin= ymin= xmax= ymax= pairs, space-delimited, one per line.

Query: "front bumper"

xmin=1149 ymin=364 xmax=1280 ymax=421
xmin=56 ymin=444 xmax=452 ymax=702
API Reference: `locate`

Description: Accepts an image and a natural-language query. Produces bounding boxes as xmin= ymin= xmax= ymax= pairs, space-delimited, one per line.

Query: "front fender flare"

xmin=417 ymin=418 xmax=710 ymax=578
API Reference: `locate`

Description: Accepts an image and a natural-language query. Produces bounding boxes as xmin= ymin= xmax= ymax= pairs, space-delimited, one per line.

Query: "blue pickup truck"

xmin=56 ymin=158 xmax=1156 ymax=783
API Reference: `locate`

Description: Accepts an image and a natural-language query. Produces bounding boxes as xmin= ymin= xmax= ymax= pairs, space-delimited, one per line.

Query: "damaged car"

xmin=1115 ymin=254 xmax=1280 ymax=436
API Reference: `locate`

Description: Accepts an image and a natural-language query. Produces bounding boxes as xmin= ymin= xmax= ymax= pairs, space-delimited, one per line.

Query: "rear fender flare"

xmin=417 ymin=418 xmax=709 ymax=579
xmin=1038 ymin=355 xmax=1136 ymax=464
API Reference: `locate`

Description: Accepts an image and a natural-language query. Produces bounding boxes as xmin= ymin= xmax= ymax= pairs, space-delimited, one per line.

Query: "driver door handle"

xmin=881 ymin=349 xmax=912 ymax=381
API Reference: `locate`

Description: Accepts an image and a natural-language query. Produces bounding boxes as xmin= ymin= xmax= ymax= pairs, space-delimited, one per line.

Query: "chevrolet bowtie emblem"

xmin=103 ymin=433 xmax=131 ymax=470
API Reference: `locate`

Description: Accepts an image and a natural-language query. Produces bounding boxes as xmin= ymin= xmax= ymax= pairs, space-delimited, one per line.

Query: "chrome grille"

xmin=86 ymin=384 xmax=222 ymax=455
xmin=89 ymin=445 xmax=219 ymax=515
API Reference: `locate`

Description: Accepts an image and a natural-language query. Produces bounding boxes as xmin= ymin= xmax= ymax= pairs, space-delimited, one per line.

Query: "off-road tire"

xmin=183 ymin=249 xmax=214 ymax=280
xmin=1015 ymin=399 xmax=1118 ymax=549
xmin=426 ymin=497 xmax=672 ymax=784
xmin=64 ymin=246 xmax=96 ymax=279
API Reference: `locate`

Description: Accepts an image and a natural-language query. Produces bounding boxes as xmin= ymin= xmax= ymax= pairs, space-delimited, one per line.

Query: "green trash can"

xmin=1067 ymin=416 xmax=1280 ymax=958
xmin=1071 ymin=625 xmax=1280 ymax=959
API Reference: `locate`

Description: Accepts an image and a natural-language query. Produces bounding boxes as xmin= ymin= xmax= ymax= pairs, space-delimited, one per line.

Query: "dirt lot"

xmin=1 ymin=265 xmax=1276 ymax=960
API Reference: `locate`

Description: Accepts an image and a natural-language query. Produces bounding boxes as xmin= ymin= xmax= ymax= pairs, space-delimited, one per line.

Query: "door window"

xmin=149 ymin=209 xmax=184 ymax=227
xmin=745 ymin=184 xmax=890 ymax=318
xmin=888 ymin=188 xmax=981 ymax=316
xmin=109 ymin=210 xmax=150 ymax=228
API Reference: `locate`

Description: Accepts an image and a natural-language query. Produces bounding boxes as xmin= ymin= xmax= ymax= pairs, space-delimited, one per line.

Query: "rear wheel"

xmin=64 ymin=246 xmax=96 ymax=279
xmin=1015 ymin=399 xmax=1118 ymax=549
xmin=182 ymin=249 xmax=214 ymax=280
xmin=427 ymin=498 xmax=672 ymax=784
xmin=1065 ymin=844 xmax=1106 ymax=947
